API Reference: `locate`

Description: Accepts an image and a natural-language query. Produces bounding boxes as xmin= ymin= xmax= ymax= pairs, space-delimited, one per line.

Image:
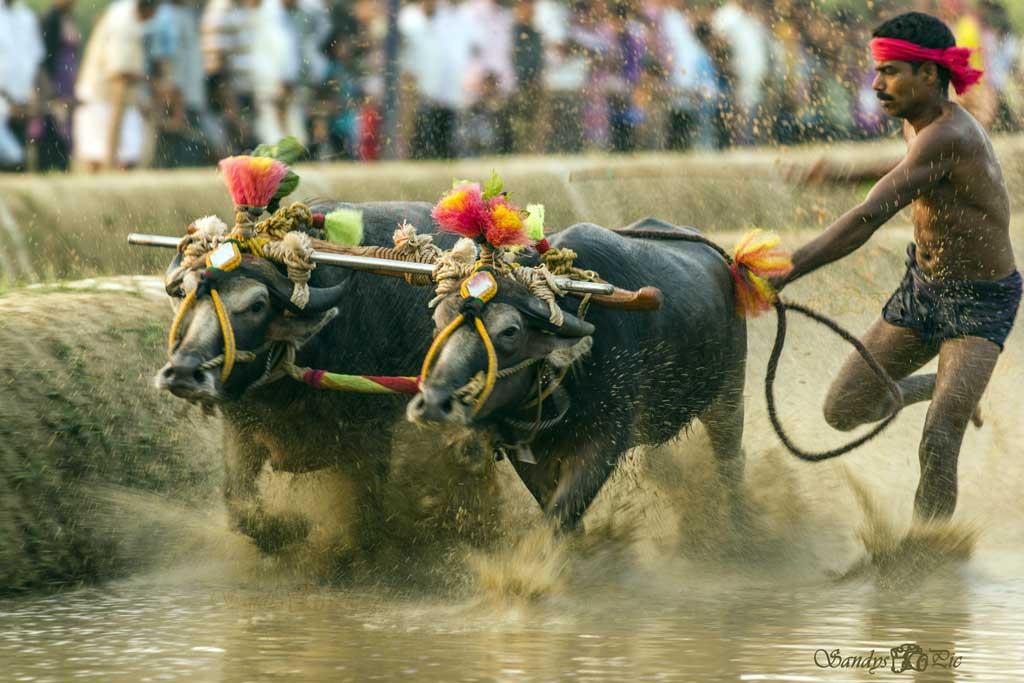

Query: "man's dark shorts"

xmin=883 ymin=243 xmax=1022 ymax=351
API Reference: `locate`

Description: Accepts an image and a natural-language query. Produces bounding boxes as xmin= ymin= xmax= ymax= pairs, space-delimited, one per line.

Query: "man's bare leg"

xmin=913 ymin=336 xmax=999 ymax=522
xmin=824 ymin=318 xmax=942 ymax=431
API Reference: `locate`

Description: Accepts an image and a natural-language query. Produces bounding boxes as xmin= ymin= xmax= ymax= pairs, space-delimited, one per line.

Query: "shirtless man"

xmin=772 ymin=12 xmax=1021 ymax=522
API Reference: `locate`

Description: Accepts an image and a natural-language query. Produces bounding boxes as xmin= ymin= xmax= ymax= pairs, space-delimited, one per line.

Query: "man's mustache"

xmin=876 ymin=93 xmax=895 ymax=102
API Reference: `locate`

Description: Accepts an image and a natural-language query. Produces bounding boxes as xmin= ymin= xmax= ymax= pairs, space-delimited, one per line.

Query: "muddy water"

xmin=2 ymin=231 xmax=1023 ymax=682
xmin=2 ymin=568 xmax=1023 ymax=682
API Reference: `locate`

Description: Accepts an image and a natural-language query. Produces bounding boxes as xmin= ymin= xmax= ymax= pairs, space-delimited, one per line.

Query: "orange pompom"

xmin=729 ymin=229 xmax=793 ymax=317
xmin=485 ymin=197 xmax=530 ymax=247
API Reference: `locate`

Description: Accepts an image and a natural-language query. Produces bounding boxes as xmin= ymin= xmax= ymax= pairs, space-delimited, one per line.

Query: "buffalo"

xmin=157 ymin=201 xmax=466 ymax=552
xmin=407 ymin=219 xmax=748 ymax=531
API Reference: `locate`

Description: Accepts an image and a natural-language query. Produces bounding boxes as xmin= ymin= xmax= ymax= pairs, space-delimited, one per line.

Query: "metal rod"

xmin=127 ymin=233 xmax=615 ymax=295
xmin=128 ymin=233 xmax=179 ymax=248
xmin=552 ymin=278 xmax=613 ymax=295
xmin=313 ymin=251 xmax=436 ymax=276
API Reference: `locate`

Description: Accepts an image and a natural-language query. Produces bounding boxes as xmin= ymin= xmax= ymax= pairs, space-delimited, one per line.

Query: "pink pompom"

xmin=218 ymin=156 xmax=289 ymax=210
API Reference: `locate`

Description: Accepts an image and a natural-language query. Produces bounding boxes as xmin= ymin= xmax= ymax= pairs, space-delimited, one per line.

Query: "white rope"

xmin=262 ymin=231 xmax=315 ymax=309
xmin=392 ymin=222 xmax=443 ymax=262
xmin=429 ymin=238 xmax=477 ymax=308
xmin=508 ymin=264 xmax=565 ymax=326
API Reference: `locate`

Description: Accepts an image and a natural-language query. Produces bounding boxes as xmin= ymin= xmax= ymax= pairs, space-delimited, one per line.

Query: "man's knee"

xmin=823 ymin=398 xmax=858 ymax=432
xmin=822 ymin=386 xmax=874 ymax=432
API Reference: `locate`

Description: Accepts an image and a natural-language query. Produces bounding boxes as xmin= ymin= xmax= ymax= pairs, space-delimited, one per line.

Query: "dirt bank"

xmin=0 ymin=279 xmax=221 ymax=593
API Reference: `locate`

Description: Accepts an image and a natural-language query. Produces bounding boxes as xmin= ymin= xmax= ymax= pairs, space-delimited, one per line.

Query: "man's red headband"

xmin=870 ymin=38 xmax=983 ymax=95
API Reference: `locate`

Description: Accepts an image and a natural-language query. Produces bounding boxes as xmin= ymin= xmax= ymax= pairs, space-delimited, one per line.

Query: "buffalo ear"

xmin=524 ymin=332 xmax=593 ymax=369
xmin=267 ymin=308 xmax=338 ymax=349
xmin=546 ymin=335 xmax=593 ymax=369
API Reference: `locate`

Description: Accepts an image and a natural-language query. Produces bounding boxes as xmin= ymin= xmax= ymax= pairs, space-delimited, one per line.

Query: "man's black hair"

xmin=873 ymin=11 xmax=956 ymax=93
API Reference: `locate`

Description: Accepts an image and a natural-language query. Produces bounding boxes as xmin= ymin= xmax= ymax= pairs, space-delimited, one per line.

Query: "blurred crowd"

xmin=0 ymin=0 xmax=1022 ymax=172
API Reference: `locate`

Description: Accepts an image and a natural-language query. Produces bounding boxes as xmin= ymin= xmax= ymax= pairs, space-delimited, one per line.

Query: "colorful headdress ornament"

xmin=431 ymin=171 xmax=533 ymax=249
xmin=219 ymin=156 xmax=289 ymax=219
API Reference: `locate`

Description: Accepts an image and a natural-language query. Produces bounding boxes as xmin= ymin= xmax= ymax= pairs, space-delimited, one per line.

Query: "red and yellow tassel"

xmin=485 ymin=197 xmax=530 ymax=247
xmin=729 ymin=229 xmax=793 ymax=317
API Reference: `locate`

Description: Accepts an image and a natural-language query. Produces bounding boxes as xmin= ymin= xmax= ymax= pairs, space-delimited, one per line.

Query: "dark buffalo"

xmin=407 ymin=219 xmax=747 ymax=531
xmin=157 ymin=201 xmax=464 ymax=552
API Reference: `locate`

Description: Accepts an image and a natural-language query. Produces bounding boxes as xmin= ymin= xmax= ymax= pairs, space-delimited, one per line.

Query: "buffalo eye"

xmin=248 ymin=300 xmax=267 ymax=315
xmin=499 ymin=325 xmax=520 ymax=340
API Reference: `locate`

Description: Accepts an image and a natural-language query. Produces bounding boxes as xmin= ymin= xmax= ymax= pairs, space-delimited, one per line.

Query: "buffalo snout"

xmin=156 ymin=353 xmax=217 ymax=400
xmin=407 ymin=386 xmax=468 ymax=425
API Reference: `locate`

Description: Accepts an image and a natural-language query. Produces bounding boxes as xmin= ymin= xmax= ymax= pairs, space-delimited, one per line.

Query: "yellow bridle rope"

xmin=167 ymin=286 xmax=238 ymax=385
xmin=419 ymin=313 xmax=499 ymax=417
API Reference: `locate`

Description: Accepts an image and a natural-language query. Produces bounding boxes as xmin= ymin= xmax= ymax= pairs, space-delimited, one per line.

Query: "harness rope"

xmin=420 ymin=240 xmax=592 ymax=427
xmin=168 ymin=283 xmax=423 ymax=396
xmin=610 ymin=227 xmax=905 ymax=461
xmin=419 ymin=267 xmax=503 ymax=417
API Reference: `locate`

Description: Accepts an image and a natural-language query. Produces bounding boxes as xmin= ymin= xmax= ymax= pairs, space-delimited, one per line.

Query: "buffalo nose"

xmin=407 ymin=387 xmax=457 ymax=423
xmin=159 ymin=355 xmax=209 ymax=394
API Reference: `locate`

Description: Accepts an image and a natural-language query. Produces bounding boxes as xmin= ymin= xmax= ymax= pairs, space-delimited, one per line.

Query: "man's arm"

xmin=778 ymin=125 xmax=959 ymax=288
xmin=787 ymin=157 xmax=901 ymax=185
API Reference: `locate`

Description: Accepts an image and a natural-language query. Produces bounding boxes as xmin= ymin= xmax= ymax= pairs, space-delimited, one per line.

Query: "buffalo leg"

xmin=700 ymin=369 xmax=747 ymax=523
xmin=543 ymin=439 xmax=625 ymax=532
xmin=223 ymin=427 xmax=309 ymax=553
xmin=509 ymin=455 xmax=560 ymax=513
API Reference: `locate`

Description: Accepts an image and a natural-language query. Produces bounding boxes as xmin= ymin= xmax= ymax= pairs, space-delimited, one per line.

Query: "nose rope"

xmin=166 ymin=285 xmax=237 ymax=385
xmin=419 ymin=312 xmax=501 ymax=417
xmin=210 ymin=290 xmax=237 ymax=384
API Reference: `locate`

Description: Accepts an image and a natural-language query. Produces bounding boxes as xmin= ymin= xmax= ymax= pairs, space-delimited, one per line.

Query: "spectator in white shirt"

xmin=399 ymin=0 xmax=475 ymax=158
xmin=74 ymin=0 xmax=159 ymax=171
xmin=712 ymin=0 xmax=770 ymax=145
xmin=658 ymin=1 xmax=718 ymax=150
xmin=249 ymin=0 xmax=309 ymax=146
xmin=149 ymin=0 xmax=210 ymax=166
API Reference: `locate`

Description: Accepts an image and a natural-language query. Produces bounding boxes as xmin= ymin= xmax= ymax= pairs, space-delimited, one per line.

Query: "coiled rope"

xmin=612 ymin=226 xmax=904 ymax=461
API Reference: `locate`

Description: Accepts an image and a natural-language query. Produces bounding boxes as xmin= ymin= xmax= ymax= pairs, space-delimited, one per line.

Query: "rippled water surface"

xmin=3 ymin=569 xmax=1024 ymax=682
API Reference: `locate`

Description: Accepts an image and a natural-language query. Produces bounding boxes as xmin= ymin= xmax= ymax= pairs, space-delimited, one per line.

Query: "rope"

xmin=541 ymin=247 xmax=602 ymax=282
xmin=429 ymin=239 xmax=477 ymax=308
xmin=259 ymin=202 xmax=312 ymax=240
xmin=474 ymin=316 xmax=499 ymax=416
xmin=508 ymin=265 xmax=565 ymax=325
xmin=393 ymin=222 xmax=443 ymax=261
xmin=167 ymin=288 xmax=197 ymax=359
xmin=610 ymin=224 xmax=905 ymax=461
xmin=765 ymin=300 xmax=903 ymax=461
xmin=262 ymin=231 xmax=315 ymax=308
xmin=165 ymin=285 xmax=237 ymax=384
xmin=210 ymin=289 xmax=237 ymax=383
xmin=421 ymin=313 xmax=465 ymax=381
